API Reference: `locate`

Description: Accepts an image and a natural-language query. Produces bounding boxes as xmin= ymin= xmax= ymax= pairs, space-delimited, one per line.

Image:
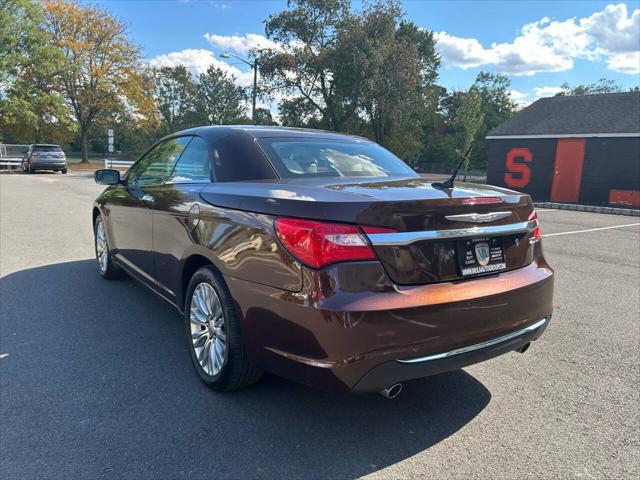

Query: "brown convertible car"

xmin=93 ymin=126 xmax=553 ymax=397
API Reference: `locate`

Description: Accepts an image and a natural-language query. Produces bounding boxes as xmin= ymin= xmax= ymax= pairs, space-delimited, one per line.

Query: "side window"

xmin=212 ymin=132 xmax=277 ymax=182
xmin=170 ymin=137 xmax=211 ymax=183
xmin=127 ymin=137 xmax=190 ymax=186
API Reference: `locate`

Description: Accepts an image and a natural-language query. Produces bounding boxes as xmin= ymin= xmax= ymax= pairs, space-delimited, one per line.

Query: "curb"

xmin=534 ymin=202 xmax=640 ymax=217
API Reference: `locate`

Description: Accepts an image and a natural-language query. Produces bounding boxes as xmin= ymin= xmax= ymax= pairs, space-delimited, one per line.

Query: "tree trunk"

xmin=79 ymin=124 xmax=89 ymax=163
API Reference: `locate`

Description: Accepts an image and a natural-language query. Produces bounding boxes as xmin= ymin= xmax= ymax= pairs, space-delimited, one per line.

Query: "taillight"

xmin=528 ymin=210 xmax=541 ymax=243
xmin=274 ymin=218 xmax=379 ymax=269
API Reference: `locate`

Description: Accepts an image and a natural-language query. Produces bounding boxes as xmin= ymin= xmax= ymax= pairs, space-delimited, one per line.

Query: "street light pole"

xmin=220 ymin=52 xmax=258 ymax=124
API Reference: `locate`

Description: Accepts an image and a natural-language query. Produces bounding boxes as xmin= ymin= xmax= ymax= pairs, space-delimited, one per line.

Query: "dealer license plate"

xmin=456 ymin=237 xmax=506 ymax=277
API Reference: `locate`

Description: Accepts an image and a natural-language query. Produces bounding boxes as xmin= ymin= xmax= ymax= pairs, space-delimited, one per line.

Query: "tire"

xmin=94 ymin=215 xmax=123 ymax=279
xmin=61 ymin=168 xmax=67 ymax=174
xmin=184 ymin=266 xmax=262 ymax=391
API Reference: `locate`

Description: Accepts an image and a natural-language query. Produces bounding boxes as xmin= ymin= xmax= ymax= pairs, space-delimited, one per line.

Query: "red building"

xmin=486 ymin=92 xmax=640 ymax=207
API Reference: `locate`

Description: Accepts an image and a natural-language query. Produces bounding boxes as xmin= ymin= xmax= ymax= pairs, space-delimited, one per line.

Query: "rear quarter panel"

xmin=193 ymin=202 xmax=302 ymax=293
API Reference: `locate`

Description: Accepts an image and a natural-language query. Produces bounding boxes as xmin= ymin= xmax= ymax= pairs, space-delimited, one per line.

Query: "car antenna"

xmin=432 ymin=142 xmax=474 ymax=190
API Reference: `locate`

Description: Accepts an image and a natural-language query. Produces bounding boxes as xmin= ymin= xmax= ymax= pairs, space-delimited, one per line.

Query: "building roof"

xmin=487 ymin=92 xmax=640 ymax=139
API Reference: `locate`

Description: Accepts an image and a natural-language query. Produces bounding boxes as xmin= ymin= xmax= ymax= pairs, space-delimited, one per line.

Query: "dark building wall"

xmin=580 ymin=137 xmax=640 ymax=204
xmin=487 ymin=138 xmax=557 ymax=201
xmin=487 ymin=136 xmax=640 ymax=205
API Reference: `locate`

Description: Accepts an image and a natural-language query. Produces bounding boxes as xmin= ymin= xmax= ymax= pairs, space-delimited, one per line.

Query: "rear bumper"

xmin=30 ymin=161 xmax=66 ymax=169
xmin=227 ymin=256 xmax=554 ymax=392
xmin=351 ymin=316 xmax=548 ymax=392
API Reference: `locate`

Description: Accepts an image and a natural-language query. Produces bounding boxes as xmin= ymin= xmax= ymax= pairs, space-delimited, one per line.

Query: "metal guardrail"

xmin=0 ymin=144 xmax=28 ymax=169
xmin=104 ymin=159 xmax=134 ymax=169
xmin=0 ymin=159 xmax=23 ymax=167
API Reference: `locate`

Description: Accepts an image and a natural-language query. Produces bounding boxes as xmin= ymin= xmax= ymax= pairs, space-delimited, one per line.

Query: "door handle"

xmin=142 ymin=193 xmax=154 ymax=204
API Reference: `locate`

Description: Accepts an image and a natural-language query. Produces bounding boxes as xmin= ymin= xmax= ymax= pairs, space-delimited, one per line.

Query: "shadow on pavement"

xmin=0 ymin=260 xmax=491 ymax=479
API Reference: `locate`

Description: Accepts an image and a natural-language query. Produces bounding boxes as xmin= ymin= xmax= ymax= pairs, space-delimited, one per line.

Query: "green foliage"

xmin=468 ymin=72 xmax=515 ymax=169
xmin=558 ymin=78 xmax=624 ymax=96
xmin=278 ymin=97 xmax=325 ymax=128
xmin=5 ymin=0 xmax=636 ymax=175
xmin=42 ymin=0 xmax=155 ymax=162
xmin=253 ymin=107 xmax=277 ymax=126
xmin=419 ymin=72 xmax=515 ymax=172
xmin=454 ymin=87 xmax=484 ymax=175
xmin=260 ymin=0 xmax=353 ymax=131
xmin=0 ymin=0 xmax=74 ymax=143
xmin=333 ymin=1 xmax=440 ymax=159
xmin=151 ymin=66 xmax=200 ymax=134
xmin=196 ymin=66 xmax=248 ymax=125
xmin=261 ymin=0 xmax=440 ymax=160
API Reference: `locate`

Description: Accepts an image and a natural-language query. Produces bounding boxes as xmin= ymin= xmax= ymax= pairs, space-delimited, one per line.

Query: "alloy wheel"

xmin=95 ymin=220 xmax=108 ymax=273
xmin=190 ymin=283 xmax=227 ymax=376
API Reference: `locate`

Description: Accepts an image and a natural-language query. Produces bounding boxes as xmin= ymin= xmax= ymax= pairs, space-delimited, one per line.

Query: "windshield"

xmin=257 ymin=139 xmax=417 ymax=179
xmin=33 ymin=146 xmax=62 ymax=153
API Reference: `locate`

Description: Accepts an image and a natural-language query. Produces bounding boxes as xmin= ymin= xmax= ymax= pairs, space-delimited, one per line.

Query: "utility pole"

xmin=252 ymin=59 xmax=257 ymax=124
xmin=220 ymin=52 xmax=258 ymax=124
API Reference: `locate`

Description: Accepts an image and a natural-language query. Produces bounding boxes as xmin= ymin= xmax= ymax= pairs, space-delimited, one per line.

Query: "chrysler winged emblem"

xmin=475 ymin=243 xmax=491 ymax=267
xmin=445 ymin=211 xmax=512 ymax=223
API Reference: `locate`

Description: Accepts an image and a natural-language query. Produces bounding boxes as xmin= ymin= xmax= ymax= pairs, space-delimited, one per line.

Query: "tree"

xmin=253 ymin=107 xmax=277 ymax=126
xmin=42 ymin=0 xmax=154 ymax=162
xmin=333 ymin=1 xmax=440 ymax=159
xmin=196 ymin=66 xmax=248 ymax=125
xmin=261 ymin=0 xmax=440 ymax=160
xmin=468 ymin=72 xmax=515 ymax=169
xmin=0 ymin=0 xmax=74 ymax=143
xmin=260 ymin=0 xmax=353 ymax=131
xmin=278 ymin=96 xmax=324 ymax=128
xmin=151 ymin=66 xmax=200 ymax=134
xmin=558 ymin=78 xmax=623 ymax=96
xmin=453 ymin=87 xmax=484 ymax=178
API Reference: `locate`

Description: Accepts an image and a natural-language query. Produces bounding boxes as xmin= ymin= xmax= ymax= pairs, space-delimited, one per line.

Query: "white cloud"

xmin=509 ymin=89 xmax=528 ymax=100
xmin=581 ymin=4 xmax=639 ymax=53
xmin=533 ymin=86 xmax=564 ymax=98
xmin=147 ymin=48 xmax=254 ymax=86
xmin=435 ymin=3 xmax=640 ymax=76
xmin=509 ymin=89 xmax=531 ymax=108
xmin=607 ymin=51 xmax=640 ymax=73
xmin=204 ymin=33 xmax=279 ymax=54
xmin=435 ymin=32 xmax=493 ymax=69
xmin=210 ymin=2 xmax=231 ymax=9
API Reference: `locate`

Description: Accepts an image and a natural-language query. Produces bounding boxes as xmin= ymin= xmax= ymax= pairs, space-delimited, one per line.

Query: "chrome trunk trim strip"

xmin=396 ymin=317 xmax=548 ymax=364
xmin=367 ymin=220 xmax=536 ymax=246
xmin=445 ymin=211 xmax=512 ymax=223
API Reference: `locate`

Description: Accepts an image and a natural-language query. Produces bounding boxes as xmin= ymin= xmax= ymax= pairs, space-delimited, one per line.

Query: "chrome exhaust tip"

xmin=517 ymin=342 xmax=531 ymax=354
xmin=379 ymin=383 xmax=403 ymax=399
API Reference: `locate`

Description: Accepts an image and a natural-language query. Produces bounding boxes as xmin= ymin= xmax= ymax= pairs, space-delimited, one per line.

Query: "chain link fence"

xmin=416 ymin=162 xmax=487 ymax=182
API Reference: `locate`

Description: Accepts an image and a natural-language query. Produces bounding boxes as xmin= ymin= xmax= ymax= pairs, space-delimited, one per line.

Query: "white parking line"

xmin=543 ymin=223 xmax=640 ymax=237
xmin=0 ymin=353 xmax=9 ymax=360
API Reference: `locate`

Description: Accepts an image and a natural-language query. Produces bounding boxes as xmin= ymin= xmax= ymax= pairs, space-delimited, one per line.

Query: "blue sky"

xmin=97 ymin=0 xmax=640 ymax=108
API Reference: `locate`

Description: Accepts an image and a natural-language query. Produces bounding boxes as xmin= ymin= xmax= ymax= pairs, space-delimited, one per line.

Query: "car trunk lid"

xmin=199 ymin=176 xmax=536 ymax=285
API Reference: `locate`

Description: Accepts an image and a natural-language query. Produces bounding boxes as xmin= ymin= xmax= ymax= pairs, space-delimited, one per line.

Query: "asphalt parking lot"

xmin=1 ymin=172 xmax=639 ymax=479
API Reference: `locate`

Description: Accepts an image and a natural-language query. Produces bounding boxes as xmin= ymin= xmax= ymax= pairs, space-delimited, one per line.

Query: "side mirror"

xmin=95 ymin=169 xmax=121 ymax=185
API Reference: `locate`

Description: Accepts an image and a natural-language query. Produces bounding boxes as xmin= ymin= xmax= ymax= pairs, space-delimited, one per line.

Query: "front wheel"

xmin=94 ymin=215 xmax=122 ymax=279
xmin=185 ymin=266 xmax=262 ymax=391
xmin=61 ymin=168 xmax=67 ymax=174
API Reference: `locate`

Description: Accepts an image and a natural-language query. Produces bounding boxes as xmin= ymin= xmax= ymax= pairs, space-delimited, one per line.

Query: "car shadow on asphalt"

xmin=1 ymin=260 xmax=491 ymax=479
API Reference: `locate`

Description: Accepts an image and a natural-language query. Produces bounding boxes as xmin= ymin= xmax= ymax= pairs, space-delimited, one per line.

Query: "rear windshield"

xmin=257 ymin=139 xmax=417 ymax=178
xmin=33 ymin=146 xmax=62 ymax=152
